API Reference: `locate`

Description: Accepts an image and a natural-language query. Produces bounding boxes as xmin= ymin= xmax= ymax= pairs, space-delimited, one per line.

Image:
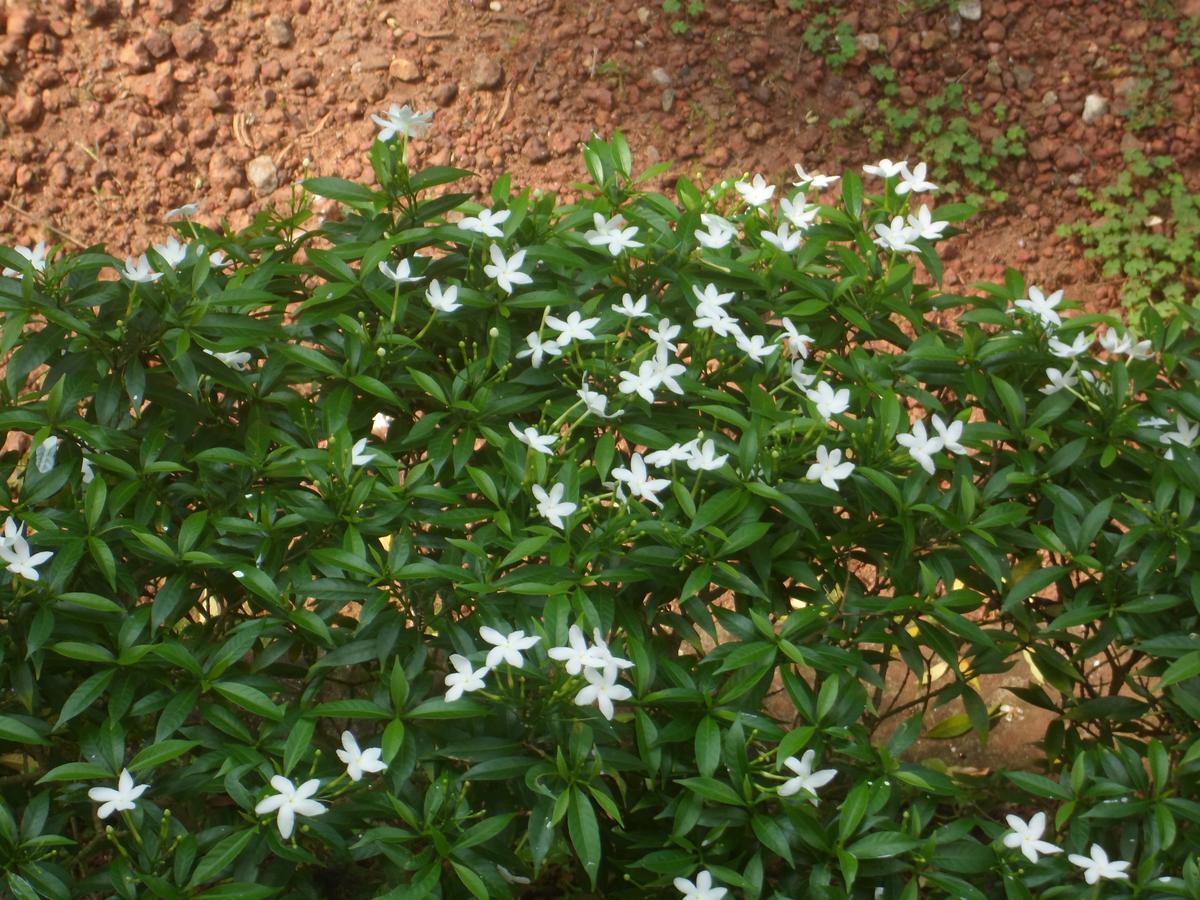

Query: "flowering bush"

xmin=2 ymin=117 xmax=1200 ymax=898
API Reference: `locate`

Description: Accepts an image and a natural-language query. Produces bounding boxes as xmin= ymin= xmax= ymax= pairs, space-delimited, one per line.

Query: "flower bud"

xmin=488 ymin=326 xmax=499 ymax=338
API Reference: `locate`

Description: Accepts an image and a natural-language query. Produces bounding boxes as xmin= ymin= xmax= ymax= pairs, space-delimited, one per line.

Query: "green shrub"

xmin=2 ymin=118 xmax=1199 ymax=898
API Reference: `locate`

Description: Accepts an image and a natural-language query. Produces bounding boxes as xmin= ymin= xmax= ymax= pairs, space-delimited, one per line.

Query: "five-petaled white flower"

xmin=651 ymin=349 xmax=687 ymax=395
xmin=1048 ymin=332 xmax=1091 ymax=358
xmin=807 ymin=446 xmax=854 ymax=491
xmin=734 ymin=173 xmax=776 ymax=208
xmin=425 ymin=280 xmax=461 ymax=312
xmin=548 ymin=624 xmax=606 ymax=675
xmin=0 ymin=517 xmax=54 ymax=582
xmin=35 ymin=435 xmax=60 ymax=473
xmin=2 ymin=240 xmax=49 ymax=278
xmin=584 ymin=212 xmax=643 ymax=256
xmin=612 ymin=452 xmax=671 ymax=507
xmin=587 ymin=629 xmax=634 ymax=671
xmin=508 ymin=422 xmax=557 ymax=455
xmin=153 ymin=236 xmax=188 ymax=270
xmin=674 ymin=869 xmax=728 ymax=900
xmin=1068 ymin=844 xmax=1131 ymax=885
xmin=1002 ymin=812 xmax=1063 ymax=864
xmin=574 ymin=665 xmax=633 ymax=720
xmin=458 ymin=207 xmax=510 ymax=238
xmin=780 ymin=196 xmax=820 ymax=231
xmin=873 ymin=216 xmax=921 ymax=254
xmin=122 ymin=254 xmax=163 ymax=283
xmin=350 ymin=437 xmax=373 ymax=466
xmin=444 ymin=653 xmax=489 ymax=701
xmin=806 ymin=382 xmax=850 ymax=422
xmin=546 ymin=310 xmax=601 ymax=346
xmin=931 ymin=414 xmax=968 ymax=455
xmin=1040 ymin=364 xmax=1079 ymax=395
xmin=694 ymin=213 xmax=737 ymax=249
xmin=532 ymin=482 xmax=577 ymax=530
xmin=646 ymin=440 xmax=697 ymax=468
xmin=578 ymin=376 xmax=622 ymax=419
xmin=1013 ymin=286 xmax=1063 ymax=329
xmin=88 ymin=769 xmax=149 ymax=819
xmin=687 ymin=439 xmax=728 ymax=472
xmin=1161 ymin=415 xmax=1198 ymax=460
xmin=791 ymin=361 xmax=817 ymax=391
xmin=780 ymin=318 xmax=814 ymax=358
xmin=907 ymin=204 xmax=948 ymax=241
xmin=793 ymin=163 xmax=839 ymax=190
xmin=761 ymin=221 xmax=802 ymax=252
xmin=378 ymin=258 xmax=422 ymax=284
xmin=254 ymin=775 xmax=327 ymax=840
xmin=648 ymin=317 xmax=682 ymax=355
xmin=618 ymin=360 xmax=662 ymax=404
xmin=897 ymin=419 xmax=944 ymax=475
xmin=735 ymin=332 xmax=779 ymax=364
xmin=483 ymin=244 xmax=533 ymax=294
xmin=863 ymin=158 xmax=907 ymax=178
xmin=897 ymin=161 xmax=937 ymax=195
xmin=371 ymin=103 xmax=433 ymax=141
xmin=612 ymin=292 xmax=651 ymax=319
xmin=480 ymin=625 xmax=541 ymax=669
xmin=336 ymin=731 xmax=388 ymax=782
xmin=516 ymin=331 xmax=563 ymax=368
xmin=779 ymin=749 xmax=837 ymax=803
xmin=1098 ymin=327 xmax=1153 ymax=360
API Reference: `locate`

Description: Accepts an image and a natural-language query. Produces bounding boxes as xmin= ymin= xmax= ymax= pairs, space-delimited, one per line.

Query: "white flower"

xmin=586 ymin=629 xmax=634 ymax=671
xmin=254 ymin=776 xmax=327 ymax=840
xmin=1068 ymin=844 xmax=1131 ymax=885
xmin=35 ymin=436 xmax=60 ymax=473
xmin=545 ymin=310 xmax=601 ymax=346
xmin=897 ymin=419 xmax=944 ymax=475
xmin=1013 ymin=286 xmax=1063 ymax=329
xmin=0 ymin=517 xmax=54 ymax=582
xmin=87 ymin=769 xmax=149 ymax=819
xmin=806 ymin=382 xmax=850 ymax=422
xmin=793 ymin=163 xmax=839 ymax=189
xmin=480 ymin=625 xmax=541 ymax=669
xmin=896 ymin=161 xmax=937 ymax=195
xmin=378 ymin=258 xmax=422 ymax=285
xmin=584 ymin=212 xmax=643 ymax=256
xmin=618 ymin=360 xmax=662 ymax=404
xmin=931 ymin=413 xmax=967 ymax=455
xmin=651 ymin=348 xmax=687 ymax=395
xmin=647 ymin=317 xmax=682 ymax=355
xmin=336 ymin=731 xmax=387 ymax=782
xmin=687 ymin=439 xmax=728 ymax=472
xmin=612 ymin=292 xmax=651 ymax=318
xmin=515 ymin=331 xmax=563 ymax=368
xmin=483 ymin=244 xmax=533 ymax=294
xmin=209 ymin=250 xmax=228 ymax=268
xmin=81 ymin=458 xmax=95 ymax=485
xmin=444 ymin=654 xmax=489 ymax=701
xmin=1048 ymin=332 xmax=1091 ymax=358
xmin=734 ymin=173 xmax=775 ymax=207
xmin=532 ymin=482 xmax=577 ymax=530
xmin=204 ymin=348 xmax=252 ymax=369
xmin=1161 ymin=415 xmax=1198 ymax=460
xmin=164 ymin=202 xmax=200 ymax=221
xmin=735 ymin=332 xmax=779 ymax=364
xmin=907 ymin=205 xmax=948 ymax=241
xmin=807 ymin=446 xmax=854 ymax=491
xmin=574 ymin=665 xmax=632 ymax=720
xmin=645 ymin=441 xmax=697 ymax=468
xmin=778 ymin=749 xmax=837 ymax=802
xmin=152 ymin=236 xmax=188 ymax=270
xmin=780 ymin=318 xmax=814 ymax=358
xmin=693 ymin=283 xmax=734 ymax=310
xmin=577 ymin=376 xmax=622 ymax=419
xmin=791 ymin=361 xmax=817 ymax=391
xmin=1002 ymin=812 xmax=1063 ymax=864
xmin=1041 ymin=364 xmax=1079 ymax=395
xmin=1125 ymin=337 xmax=1154 ymax=360
xmin=780 ymin=196 xmax=820 ymax=231
xmin=371 ymin=103 xmax=433 ymax=141
xmin=611 ymin=452 xmax=671 ymax=507
xmin=122 ymin=254 xmax=163 ymax=283
xmin=1099 ymin=327 xmax=1153 ymax=360
xmin=371 ymin=412 xmax=393 ymax=438
xmin=458 ymin=207 xmax=510 ymax=238
xmin=674 ymin=869 xmax=728 ymax=900
xmin=694 ymin=305 xmax=743 ymax=339
xmin=508 ymin=422 xmax=557 ymax=455
xmin=761 ymin=221 xmax=802 ymax=252
xmin=350 ymin=437 xmax=373 ymax=466
xmin=863 ymin=158 xmax=907 ymax=178
xmin=548 ymin=625 xmax=606 ymax=675
xmin=695 ymin=214 xmax=737 ymax=249
xmin=425 ymin=280 xmax=461 ymax=313
xmin=873 ymin=216 xmax=921 ymax=253
xmin=2 ymin=240 xmax=49 ymax=278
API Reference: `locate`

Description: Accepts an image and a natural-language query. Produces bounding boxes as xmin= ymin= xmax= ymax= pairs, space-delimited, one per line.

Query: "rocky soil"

xmin=1 ymin=0 xmax=1199 ymax=308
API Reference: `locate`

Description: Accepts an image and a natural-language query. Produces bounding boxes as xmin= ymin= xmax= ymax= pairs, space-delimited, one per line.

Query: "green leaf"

xmin=695 ymin=716 xmax=721 ymax=778
xmin=36 ymin=762 xmax=112 ymax=784
xmin=846 ymin=831 xmax=920 ymax=859
xmin=0 ymin=716 xmax=48 ymax=746
xmin=303 ymin=176 xmax=378 ymax=207
xmin=568 ymin=787 xmax=601 ymax=888
xmin=751 ymin=814 xmax=794 ymax=865
xmin=676 ymin=776 xmax=743 ymax=807
xmin=212 ymin=681 xmax=283 ymax=722
xmin=129 ymin=740 xmax=199 ymax=773
xmin=1160 ymin=651 xmax=1200 ymax=688
xmin=188 ymin=828 xmax=256 ymax=888
xmin=55 ymin=669 xmax=117 ymax=731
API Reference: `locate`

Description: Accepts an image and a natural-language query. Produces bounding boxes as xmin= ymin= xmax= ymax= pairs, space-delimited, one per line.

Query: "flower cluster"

xmin=0 ymin=517 xmax=54 ymax=582
xmin=1002 ymin=814 xmax=1131 ymax=885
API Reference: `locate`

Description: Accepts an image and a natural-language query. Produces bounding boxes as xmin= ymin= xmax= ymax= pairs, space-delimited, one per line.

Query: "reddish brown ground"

xmin=2 ymin=0 xmax=1199 ymax=313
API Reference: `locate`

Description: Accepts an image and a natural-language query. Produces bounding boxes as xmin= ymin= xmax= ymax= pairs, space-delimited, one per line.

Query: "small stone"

xmin=6 ymin=5 xmax=38 ymax=39
xmin=1081 ymin=93 xmax=1107 ymax=124
xmin=118 ymin=39 xmax=153 ymax=72
xmin=957 ymin=0 xmax=982 ymax=21
xmin=288 ymin=68 xmax=316 ymax=89
xmin=433 ymin=81 xmax=458 ymax=106
xmin=982 ymin=20 xmax=1005 ymax=41
xmin=246 ymin=154 xmax=278 ymax=195
xmin=855 ymin=32 xmax=879 ymax=51
xmin=9 ymin=92 xmax=43 ymax=127
xmin=1053 ymin=143 xmax=1085 ymax=171
xmin=144 ymin=29 xmax=173 ymax=59
xmin=1012 ymin=64 xmax=1034 ymax=91
xmin=1041 ymin=89 xmax=1058 ymax=107
xmin=661 ymin=88 xmax=675 ymax=112
xmin=469 ymin=55 xmax=503 ymax=91
xmin=171 ymin=22 xmax=206 ymax=59
xmin=389 ymin=57 xmax=420 ymax=82
xmin=649 ymin=66 xmax=671 ymax=86
xmin=524 ymin=135 xmax=549 ymax=164
xmin=265 ymin=14 xmax=293 ymax=47
xmin=1027 ymin=138 xmax=1051 ymax=161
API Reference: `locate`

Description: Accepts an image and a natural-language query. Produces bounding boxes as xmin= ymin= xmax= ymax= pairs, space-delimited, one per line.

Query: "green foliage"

xmin=2 ymin=129 xmax=1200 ymax=898
xmin=1061 ymin=151 xmax=1200 ymax=312
xmin=661 ymin=0 xmax=704 ymax=35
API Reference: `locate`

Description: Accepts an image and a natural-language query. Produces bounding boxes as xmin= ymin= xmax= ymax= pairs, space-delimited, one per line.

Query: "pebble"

xmin=10 ymin=92 xmax=43 ymax=127
xmin=433 ymin=81 xmax=458 ymax=106
xmin=1081 ymin=93 xmax=1107 ymax=124
xmin=855 ymin=32 xmax=880 ymax=51
xmin=661 ymin=88 xmax=675 ymax=112
xmin=288 ymin=68 xmax=316 ymax=89
xmin=171 ymin=22 xmax=207 ymax=60
xmin=1053 ymin=144 xmax=1085 ymax=171
xmin=957 ymin=0 xmax=982 ymax=21
xmin=524 ymin=135 xmax=549 ymax=164
xmin=246 ymin=154 xmax=278 ymax=195
xmin=469 ymin=56 xmax=503 ymax=91
xmin=144 ymin=29 xmax=173 ymax=59
xmin=649 ymin=66 xmax=671 ymax=87
xmin=265 ymin=14 xmax=293 ymax=47
xmin=118 ymin=39 xmax=153 ymax=72
xmin=389 ymin=57 xmax=420 ymax=82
